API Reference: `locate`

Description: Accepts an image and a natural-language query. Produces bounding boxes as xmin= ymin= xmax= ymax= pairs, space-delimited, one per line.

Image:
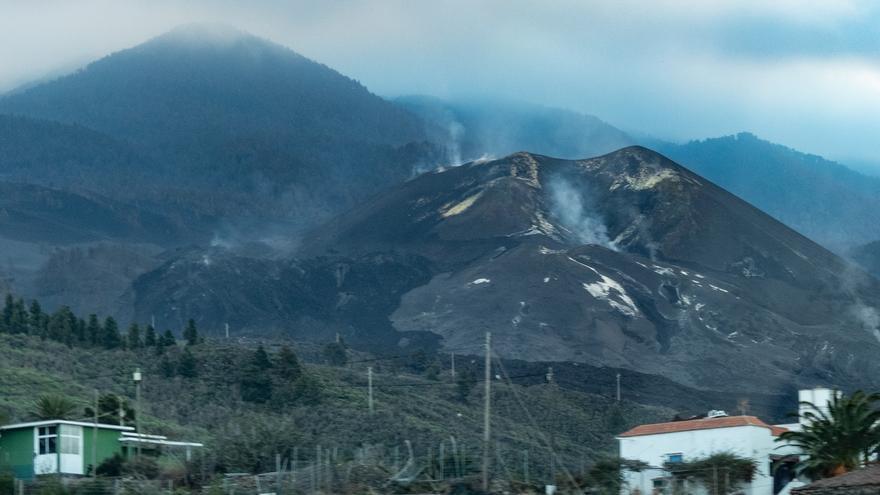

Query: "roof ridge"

xmin=618 ymin=415 xmax=778 ymax=438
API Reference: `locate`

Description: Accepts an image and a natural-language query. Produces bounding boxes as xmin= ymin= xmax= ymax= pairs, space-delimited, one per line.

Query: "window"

xmin=59 ymin=425 xmax=81 ymax=455
xmin=37 ymin=426 xmax=57 ymax=455
xmin=666 ymin=453 xmax=684 ymax=463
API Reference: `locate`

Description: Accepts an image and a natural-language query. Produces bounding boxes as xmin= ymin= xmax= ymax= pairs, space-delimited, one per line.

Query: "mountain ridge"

xmin=132 ymin=147 xmax=880 ymax=395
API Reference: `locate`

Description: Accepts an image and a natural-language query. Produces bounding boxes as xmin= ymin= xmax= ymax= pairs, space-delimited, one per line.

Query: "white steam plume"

xmin=547 ymin=177 xmax=616 ymax=249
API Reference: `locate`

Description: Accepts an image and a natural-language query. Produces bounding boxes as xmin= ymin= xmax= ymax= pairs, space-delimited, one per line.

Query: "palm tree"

xmin=32 ymin=394 xmax=78 ymax=420
xmin=778 ymin=390 xmax=880 ymax=479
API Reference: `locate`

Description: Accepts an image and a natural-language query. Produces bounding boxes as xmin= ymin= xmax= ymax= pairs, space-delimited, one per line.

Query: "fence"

xmin=10 ymin=439 xmax=591 ymax=494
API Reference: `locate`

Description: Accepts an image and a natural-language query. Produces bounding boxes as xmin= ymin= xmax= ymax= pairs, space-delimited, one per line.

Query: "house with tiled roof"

xmin=617 ymin=388 xmax=837 ymax=495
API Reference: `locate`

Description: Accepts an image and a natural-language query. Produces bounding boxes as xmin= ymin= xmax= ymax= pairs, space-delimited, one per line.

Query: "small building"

xmin=616 ymin=387 xmax=837 ymax=495
xmin=0 ymin=419 xmax=202 ymax=479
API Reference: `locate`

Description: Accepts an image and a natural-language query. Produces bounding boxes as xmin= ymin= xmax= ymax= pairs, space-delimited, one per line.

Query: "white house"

xmin=617 ymin=388 xmax=837 ymax=495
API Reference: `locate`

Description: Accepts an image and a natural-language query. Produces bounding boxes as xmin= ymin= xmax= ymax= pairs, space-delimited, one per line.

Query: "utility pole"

xmin=546 ymin=366 xmax=554 ymax=384
xmin=133 ymin=368 xmax=142 ymax=458
xmin=367 ymin=366 xmax=374 ymax=414
xmin=92 ymin=389 xmax=98 ymax=477
xmin=225 ymin=322 xmax=229 ymax=339
xmin=481 ymin=332 xmax=492 ymax=492
xmin=616 ymin=372 xmax=621 ymax=402
xmin=451 ymin=352 xmax=456 ymax=378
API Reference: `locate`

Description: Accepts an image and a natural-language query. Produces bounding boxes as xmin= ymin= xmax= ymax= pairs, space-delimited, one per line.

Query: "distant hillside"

xmin=0 ymin=24 xmax=439 ymax=221
xmin=396 ymin=96 xmax=633 ymax=164
xmin=0 ymin=115 xmax=144 ymax=193
xmin=655 ymin=133 xmax=880 ymax=250
xmin=0 ymin=181 xmax=193 ymax=246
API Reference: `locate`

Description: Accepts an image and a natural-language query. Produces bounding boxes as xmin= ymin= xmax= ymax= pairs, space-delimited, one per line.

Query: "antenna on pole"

xmin=151 ymin=315 xmax=155 ymax=329
xmin=133 ymin=368 xmax=142 ymax=458
xmin=546 ymin=366 xmax=554 ymax=384
xmin=225 ymin=322 xmax=230 ymax=339
xmin=481 ymin=332 xmax=492 ymax=492
xmin=616 ymin=372 xmax=621 ymax=402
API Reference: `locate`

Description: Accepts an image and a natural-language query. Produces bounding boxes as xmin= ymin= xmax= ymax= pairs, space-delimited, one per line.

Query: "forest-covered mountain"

xmin=656 ymin=133 xmax=880 ymax=251
xmin=0 ymin=24 xmax=440 ymax=222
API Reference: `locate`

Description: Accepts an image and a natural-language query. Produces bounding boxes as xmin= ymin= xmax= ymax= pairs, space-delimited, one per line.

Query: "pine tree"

xmin=240 ymin=345 xmax=273 ymax=403
xmin=75 ymin=318 xmax=86 ymax=343
xmin=47 ymin=307 xmax=75 ymax=345
xmin=178 ymin=348 xmax=198 ymax=378
xmin=322 ymin=341 xmax=348 ymax=366
xmin=276 ymin=345 xmax=302 ymax=381
xmin=28 ymin=300 xmax=45 ymax=335
xmin=1 ymin=294 xmax=13 ymax=332
xmin=253 ymin=345 xmax=272 ymax=370
xmin=10 ymin=298 xmax=27 ymax=334
xmin=183 ymin=319 xmax=199 ymax=346
xmin=144 ymin=325 xmax=157 ymax=347
xmin=86 ymin=314 xmax=101 ymax=345
xmin=127 ymin=323 xmax=142 ymax=349
xmin=159 ymin=355 xmax=175 ymax=378
xmin=102 ymin=317 xmax=122 ymax=349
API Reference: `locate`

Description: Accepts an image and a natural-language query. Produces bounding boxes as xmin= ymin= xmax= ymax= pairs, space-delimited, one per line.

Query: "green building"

xmin=0 ymin=420 xmax=202 ymax=479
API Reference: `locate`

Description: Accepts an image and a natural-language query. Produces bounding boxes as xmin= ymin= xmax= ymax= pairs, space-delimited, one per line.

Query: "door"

xmin=59 ymin=424 xmax=84 ymax=475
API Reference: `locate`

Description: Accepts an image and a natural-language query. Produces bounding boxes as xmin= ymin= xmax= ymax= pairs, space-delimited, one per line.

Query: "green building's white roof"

xmin=0 ymin=419 xmax=134 ymax=431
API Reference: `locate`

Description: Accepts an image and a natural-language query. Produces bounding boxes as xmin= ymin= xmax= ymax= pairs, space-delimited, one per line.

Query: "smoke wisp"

xmin=547 ymin=177 xmax=616 ymax=249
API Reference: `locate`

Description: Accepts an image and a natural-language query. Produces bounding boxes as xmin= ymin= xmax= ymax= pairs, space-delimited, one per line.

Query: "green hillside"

xmin=0 ymin=330 xmax=671 ymax=491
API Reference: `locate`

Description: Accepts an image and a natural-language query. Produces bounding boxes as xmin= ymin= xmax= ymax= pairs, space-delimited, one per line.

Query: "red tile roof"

xmin=618 ymin=415 xmax=787 ymax=438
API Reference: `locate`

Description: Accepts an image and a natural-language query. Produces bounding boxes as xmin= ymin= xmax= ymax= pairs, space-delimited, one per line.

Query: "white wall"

xmin=798 ymin=388 xmax=839 ymax=426
xmin=619 ymin=425 xmax=781 ymax=495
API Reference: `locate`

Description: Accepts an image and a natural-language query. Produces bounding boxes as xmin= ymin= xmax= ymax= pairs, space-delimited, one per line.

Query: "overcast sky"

xmin=1 ymin=0 xmax=879 ymax=167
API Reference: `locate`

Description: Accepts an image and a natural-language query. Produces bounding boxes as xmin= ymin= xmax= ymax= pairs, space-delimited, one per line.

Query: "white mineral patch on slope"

xmin=652 ymin=265 xmax=674 ymax=276
xmin=567 ymin=257 xmax=639 ymax=316
xmin=470 ymin=278 xmax=490 ymax=285
xmin=709 ymin=284 xmax=730 ymax=293
xmin=441 ymin=191 xmax=484 ymax=218
xmin=610 ymin=168 xmax=679 ymax=191
xmin=539 ymin=246 xmax=566 ymax=255
xmin=534 ymin=211 xmax=558 ymax=235
xmin=582 ymin=277 xmax=639 ymax=317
